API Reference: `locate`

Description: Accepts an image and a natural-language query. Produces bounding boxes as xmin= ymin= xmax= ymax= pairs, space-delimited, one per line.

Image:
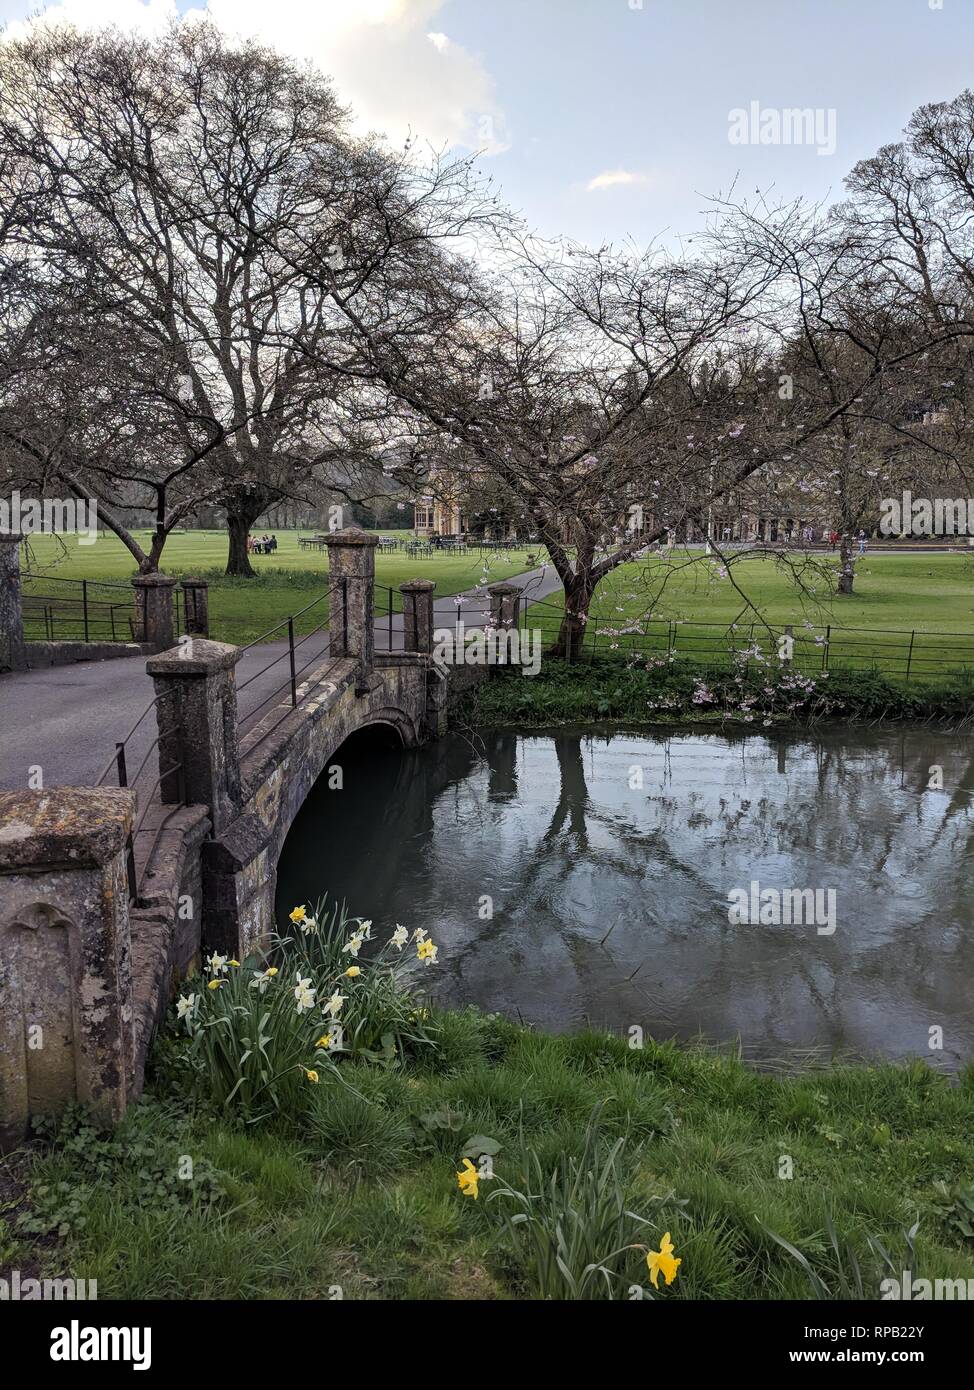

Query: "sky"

xmin=1 ymin=0 xmax=972 ymax=248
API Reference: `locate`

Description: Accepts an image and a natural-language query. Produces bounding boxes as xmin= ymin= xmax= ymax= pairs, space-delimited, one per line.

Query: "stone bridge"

xmin=0 ymin=530 xmax=517 ymax=1148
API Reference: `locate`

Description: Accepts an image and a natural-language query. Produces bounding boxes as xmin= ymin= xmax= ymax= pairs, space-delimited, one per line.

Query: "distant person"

xmin=269 ymin=534 xmax=278 ymax=553
xmin=857 ymin=529 xmax=867 ymax=556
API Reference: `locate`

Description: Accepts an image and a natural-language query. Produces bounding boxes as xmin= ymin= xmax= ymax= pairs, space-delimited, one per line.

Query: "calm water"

xmin=276 ymin=726 xmax=974 ymax=1068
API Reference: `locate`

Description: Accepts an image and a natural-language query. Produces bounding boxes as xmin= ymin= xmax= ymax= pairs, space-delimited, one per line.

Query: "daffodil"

xmin=293 ymin=972 xmax=316 ymax=1013
xmin=250 ymin=967 xmax=278 ymax=992
xmin=417 ymin=938 xmax=438 ymax=965
xmin=229 ymin=959 xmax=240 ymax=967
xmin=289 ymin=905 xmax=307 ymax=924
xmin=343 ymin=933 xmax=364 ymax=957
xmin=315 ymin=1033 xmax=334 ymax=1050
xmin=456 ymin=1158 xmax=479 ymax=1199
xmin=345 ymin=965 xmax=361 ymax=978
xmin=207 ymin=978 xmax=224 ymax=990
xmin=206 ymin=952 xmax=228 ymax=975
xmin=390 ymin=925 xmax=408 ymax=950
xmin=412 ymin=927 xmax=428 ymax=944
xmin=646 ymin=1233 xmax=681 ymax=1289
xmin=304 ymin=1069 xmax=319 ymax=1084
xmin=323 ymin=990 xmax=346 ymax=1018
xmin=176 ymin=993 xmax=196 ymax=1019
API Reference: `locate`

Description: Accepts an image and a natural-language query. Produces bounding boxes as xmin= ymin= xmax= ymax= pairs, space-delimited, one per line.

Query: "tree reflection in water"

xmin=277 ymin=725 xmax=974 ymax=1070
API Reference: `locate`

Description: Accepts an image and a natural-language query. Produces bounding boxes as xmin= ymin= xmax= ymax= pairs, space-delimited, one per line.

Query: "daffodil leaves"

xmin=461 ymin=1135 xmax=501 ymax=1160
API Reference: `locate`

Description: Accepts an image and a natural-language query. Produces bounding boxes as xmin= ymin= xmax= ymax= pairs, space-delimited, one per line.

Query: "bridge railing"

xmin=93 ymin=692 xmax=186 ymax=902
xmin=236 ymin=580 xmax=348 ymax=748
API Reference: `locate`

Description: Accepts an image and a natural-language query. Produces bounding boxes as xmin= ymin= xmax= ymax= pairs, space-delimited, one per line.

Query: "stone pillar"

xmin=0 ymin=532 xmax=27 ymax=673
xmin=0 ymin=788 xmax=137 ymax=1150
xmin=489 ymin=582 xmax=521 ymax=631
xmin=324 ymin=528 xmax=378 ymax=685
xmin=145 ymin=640 xmax=242 ymax=835
xmin=400 ymin=579 xmax=436 ymax=654
xmin=180 ymin=578 xmax=209 ymax=638
xmin=131 ymin=574 xmax=177 ymax=651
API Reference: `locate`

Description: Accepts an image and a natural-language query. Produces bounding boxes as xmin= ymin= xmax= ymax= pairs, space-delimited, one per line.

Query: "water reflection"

xmin=277 ymin=726 xmax=974 ymax=1069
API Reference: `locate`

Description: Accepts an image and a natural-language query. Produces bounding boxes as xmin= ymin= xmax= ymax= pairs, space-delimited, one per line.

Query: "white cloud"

xmin=586 ymin=169 xmax=650 ymax=192
xmin=5 ymin=0 xmax=509 ymax=154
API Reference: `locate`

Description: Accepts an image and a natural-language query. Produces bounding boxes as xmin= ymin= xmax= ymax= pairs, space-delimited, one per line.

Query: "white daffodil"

xmin=358 ymin=919 xmax=373 ymax=940
xmin=323 ymin=990 xmax=346 ymax=1018
xmin=176 ymin=993 xmax=196 ymax=1019
xmin=300 ymin=915 xmax=319 ymax=935
xmin=250 ymin=967 xmax=278 ymax=993
xmin=390 ymin=924 xmax=408 ymax=950
xmin=293 ymin=972 xmax=316 ymax=1013
xmin=343 ymin=933 xmax=364 ymax=957
xmin=412 ymin=927 xmax=428 ymax=944
xmin=206 ymin=952 xmax=229 ymax=975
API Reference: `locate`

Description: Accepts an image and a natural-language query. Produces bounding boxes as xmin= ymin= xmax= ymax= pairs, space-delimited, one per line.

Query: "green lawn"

xmin=4 ymin=1014 xmax=973 ymax=1301
xmin=523 ymin=552 xmax=974 ymax=682
xmin=18 ymin=529 xmax=536 ymax=645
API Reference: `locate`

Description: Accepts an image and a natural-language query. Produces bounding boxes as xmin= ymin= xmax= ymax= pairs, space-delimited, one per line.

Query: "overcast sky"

xmin=2 ymin=0 xmax=972 ymax=247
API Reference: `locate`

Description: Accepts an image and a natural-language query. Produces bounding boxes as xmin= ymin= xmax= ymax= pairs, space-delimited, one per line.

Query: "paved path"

xmin=0 ymin=564 xmax=563 ymax=792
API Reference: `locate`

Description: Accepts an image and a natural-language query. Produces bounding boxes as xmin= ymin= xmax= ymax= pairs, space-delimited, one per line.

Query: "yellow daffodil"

xmin=229 ymin=959 xmax=240 ymax=967
xmin=289 ymin=905 xmax=307 ymax=923
xmin=315 ymin=1034 xmax=334 ymax=1050
xmin=207 ymin=978 xmax=224 ymax=990
xmin=646 ymin=1233 xmax=681 ymax=1289
xmin=345 ymin=965 xmax=362 ymax=978
xmin=417 ymin=938 xmax=438 ymax=965
xmin=456 ymin=1158 xmax=479 ymax=1199
xmin=304 ymin=1069 xmax=319 ymax=1084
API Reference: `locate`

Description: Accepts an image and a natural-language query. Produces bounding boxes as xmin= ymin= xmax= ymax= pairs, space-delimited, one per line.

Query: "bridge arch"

xmin=207 ymin=658 xmax=435 ymax=954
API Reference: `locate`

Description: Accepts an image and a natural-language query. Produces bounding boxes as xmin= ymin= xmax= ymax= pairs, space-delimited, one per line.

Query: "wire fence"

xmin=518 ymin=596 xmax=974 ymax=684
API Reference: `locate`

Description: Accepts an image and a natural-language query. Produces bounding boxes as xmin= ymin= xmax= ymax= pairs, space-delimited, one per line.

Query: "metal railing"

xmin=94 ymin=694 xmax=185 ymax=902
xmin=21 ymin=572 xmax=185 ymax=643
xmin=236 ymin=580 xmax=346 ymax=748
xmin=21 ymin=573 xmax=139 ymax=642
xmin=517 ymin=596 xmax=974 ymax=684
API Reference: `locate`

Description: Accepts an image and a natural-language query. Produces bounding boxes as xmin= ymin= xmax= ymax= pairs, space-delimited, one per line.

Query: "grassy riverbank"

xmin=3 ymin=1009 xmax=974 ymax=1301
xmin=459 ymin=658 xmax=974 ymax=729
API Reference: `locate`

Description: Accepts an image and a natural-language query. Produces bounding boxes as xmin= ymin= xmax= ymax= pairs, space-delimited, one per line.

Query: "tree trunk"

xmin=837 ymin=534 xmax=855 ymax=594
xmin=225 ymin=497 xmax=266 ymax=578
xmin=552 ymin=581 xmax=593 ymax=662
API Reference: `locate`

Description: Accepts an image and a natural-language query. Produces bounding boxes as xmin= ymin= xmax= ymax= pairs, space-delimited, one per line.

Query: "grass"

xmin=460 ymin=658 xmax=974 ymax=728
xmin=521 ymin=551 xmax=974 ymax=682
xmin=18 ymin=528 xmax=536 ymax=645
xmin=4 ymin=1016 xmax=974 ymax=1300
